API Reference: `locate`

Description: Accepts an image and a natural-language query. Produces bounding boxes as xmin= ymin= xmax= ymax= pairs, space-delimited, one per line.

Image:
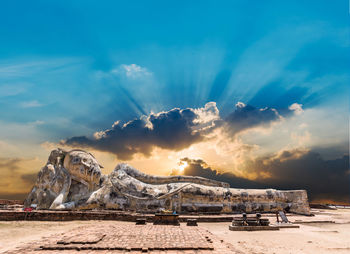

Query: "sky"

xmin=0 ymin=0 xmax=349 ymax=203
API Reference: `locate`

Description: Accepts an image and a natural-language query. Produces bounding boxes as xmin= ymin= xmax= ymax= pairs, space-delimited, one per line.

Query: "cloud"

xmin=28 ymin=120 xmax=45 ymax=126
xmin=172 ymin=157 xmax=266 ymax=189
xmin=0 ymin=193 xmax=28 ymax=200
xmin=177 ymin=149 xmax=350 ymax=203
xmin=0 ymin=158 xmax=22 ymax=171
xmin=61 ymin=101 xmax=304 ymax=160
xmin=0 ymin=83 xmax=29 ymax=97
xmin=20 ymin=100 xmax=43 ymax=108
xmin=111 ymin=64 xmax=152 ymax=79
xmin=288 ymin=103 xmax=304 ymax=115
xmin=0 ymin=156 xmax=43 ymax=199
xmin=0 ymin=140 xmax=20 ymax=155
xmin=21 ymin=173 xmax=37 ymax=185
xmin=0 ymin=58 xmax=85 ymax=78
xmin=224 ymin=102 xmax=282 ymax=136
xmin=62 ymin=102 xmax=220 ymax=160
xmin=248 ymin=149 xmax=350 ymax=203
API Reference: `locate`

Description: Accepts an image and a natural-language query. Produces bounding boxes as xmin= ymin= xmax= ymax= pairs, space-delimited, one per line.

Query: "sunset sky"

xmin=0 ymin=1 xmax=349 ymax=203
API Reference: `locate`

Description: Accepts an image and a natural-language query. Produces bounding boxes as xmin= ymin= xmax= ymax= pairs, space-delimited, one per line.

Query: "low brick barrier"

xmin=0 ymin=199 xmax=23 ymax=205
xmin=0 ymin=210 xmax=235 ymax=222
xmin=0 ymin=210 xmax=137 ymax=221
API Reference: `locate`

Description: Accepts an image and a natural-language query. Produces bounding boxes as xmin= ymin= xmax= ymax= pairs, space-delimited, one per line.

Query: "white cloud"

xmin=112 ymin=64 xmax=152 ymax=79
xmin=291 ymin=130 xmax=311 ymax=147
xmin=0 ymin=83 xmax=30 ymax=97
xmin=20 ymin=100 xmax=43 ymax=108
xmin=193 ymin=102 xmax=220 ymax=127
xmin=289 ymin=103 xmax=304 ymax=115
xmin=28 ymin=120 xmax=45 ymax=126
xmin=0 ymin=58 xmax=84 ymax=78
xmin=235 ymin=102 xmax=246 ymax=108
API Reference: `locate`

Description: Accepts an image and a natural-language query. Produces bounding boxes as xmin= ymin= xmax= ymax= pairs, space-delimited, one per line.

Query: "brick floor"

xmin=2 ymin=223 xmax=242 ymax=254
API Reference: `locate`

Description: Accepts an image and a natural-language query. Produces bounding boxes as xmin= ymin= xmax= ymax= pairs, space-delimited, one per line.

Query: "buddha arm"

xmin=117 ymin=164 xmax=230 ymax=188
xmin=49 ymin=167 xmax=72 ymax=209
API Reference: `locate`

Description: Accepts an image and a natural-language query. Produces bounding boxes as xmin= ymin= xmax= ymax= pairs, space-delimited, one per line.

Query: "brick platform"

xmin=2 ymin=223 xmax=241 ymax=254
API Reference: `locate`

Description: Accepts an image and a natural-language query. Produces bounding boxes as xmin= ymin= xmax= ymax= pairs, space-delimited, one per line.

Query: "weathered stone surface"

xmin=24 ymin=149 xmax=102 ymax=209
xmin=25 ymin=149 xmax=311 ymax=214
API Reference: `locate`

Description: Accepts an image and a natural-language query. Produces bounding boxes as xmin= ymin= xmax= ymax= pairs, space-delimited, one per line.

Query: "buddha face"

xmin=63 ymin=150 xmax=102 ymax=187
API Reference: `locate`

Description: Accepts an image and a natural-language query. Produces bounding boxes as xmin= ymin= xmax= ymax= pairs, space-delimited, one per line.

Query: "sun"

xmin=178 ymin=161 xmax=188 ymax=173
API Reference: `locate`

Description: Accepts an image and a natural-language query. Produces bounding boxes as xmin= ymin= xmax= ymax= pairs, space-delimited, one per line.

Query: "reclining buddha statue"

xmin=24 ymin=149 xmax=310 ymax=215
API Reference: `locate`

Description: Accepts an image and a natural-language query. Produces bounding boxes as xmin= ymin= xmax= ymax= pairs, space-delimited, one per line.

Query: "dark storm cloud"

xmin=21 ymin=173 xmax=37 ymax=185
xmin=0 ymin=157 xmax=37 ymax=200
xmin=0 ymin=158 xmax=22 ymax=171
xmin=224 ymin=102 xmax=282 ymax=136
xmin=62 ymin=102 xmax=300 ymax=160
xmin=179 ymin=150 xmax=350 ymax=203
xmin=0 ymin=193 xmax=27 ymax=200
xmin=249 ymin=150 xmax=350 ymax=202
xmin=176 ymin=157 xmax=266 ymax=189
xmin=63 ymin=107 xmax=209 ymax=160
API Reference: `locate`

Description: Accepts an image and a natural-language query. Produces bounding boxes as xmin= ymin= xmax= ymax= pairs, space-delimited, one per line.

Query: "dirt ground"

xmin=201 ymin=209 xmax=350 ymax=254
xmin=0 ymin=209 xmax=349 ymax=254
xmin=0 ymin=221 xmax=95 ymax=253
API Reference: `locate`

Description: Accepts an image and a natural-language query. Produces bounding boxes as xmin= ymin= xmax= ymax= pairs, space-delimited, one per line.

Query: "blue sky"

xmin=0 ymin=1 xmax=349 ymax=202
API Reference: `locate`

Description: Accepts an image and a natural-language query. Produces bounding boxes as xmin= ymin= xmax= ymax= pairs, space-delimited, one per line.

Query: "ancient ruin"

xmin=24 ymin=149 xmax=311 ymax=214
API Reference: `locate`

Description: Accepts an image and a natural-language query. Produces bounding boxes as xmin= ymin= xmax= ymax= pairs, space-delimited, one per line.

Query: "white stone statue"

xmin=24 ymin=149 xmax=310 ymax=214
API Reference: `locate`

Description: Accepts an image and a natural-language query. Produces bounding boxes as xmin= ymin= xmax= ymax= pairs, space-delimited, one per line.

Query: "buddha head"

xmin=63 ymin=149 xmax=102 ymax=188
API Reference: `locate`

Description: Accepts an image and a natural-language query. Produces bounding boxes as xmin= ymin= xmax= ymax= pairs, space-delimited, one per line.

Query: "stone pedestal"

xmin=186 ymin=219 xmax=198 ymax=226
xmin=135 ymin=218 xmax=146 ymax=225
xmin=153 ymin=214 xmax=180 ymax=225
xmin=229 ymin=225 xmax=279 ymax=231
xmin=229 ymin=213 xmax=279 ymax=231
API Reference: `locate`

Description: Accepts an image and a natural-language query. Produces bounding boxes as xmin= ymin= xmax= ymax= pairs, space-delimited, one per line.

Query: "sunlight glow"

xmin=178 ymin=161 xmax=188 ymax=173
